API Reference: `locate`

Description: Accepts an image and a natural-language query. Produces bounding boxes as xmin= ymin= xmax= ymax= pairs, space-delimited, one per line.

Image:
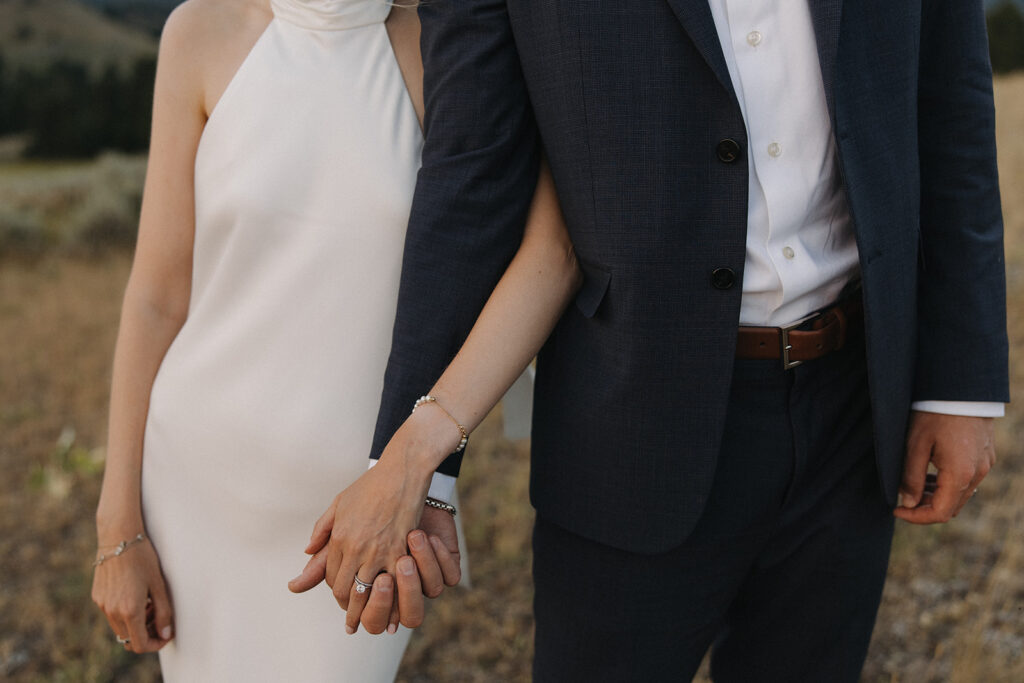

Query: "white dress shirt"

xmin=708 ymin=0 xmax=1002 ymax=419
xmin=416 ymin=1 xmax=1001 ymax=503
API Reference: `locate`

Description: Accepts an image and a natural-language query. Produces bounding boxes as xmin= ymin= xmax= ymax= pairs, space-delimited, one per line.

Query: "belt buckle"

xmin=779 ymin=312 xmax=820 ymax=371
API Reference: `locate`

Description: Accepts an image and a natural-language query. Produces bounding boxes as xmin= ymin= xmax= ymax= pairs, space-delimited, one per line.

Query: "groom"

xmin=372 ymin=0 xmax=1007 ymax=679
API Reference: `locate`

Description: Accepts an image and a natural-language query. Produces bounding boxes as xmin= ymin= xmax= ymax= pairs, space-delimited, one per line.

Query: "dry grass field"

xmin=1 ymin=75 xmax=1023 ymax=682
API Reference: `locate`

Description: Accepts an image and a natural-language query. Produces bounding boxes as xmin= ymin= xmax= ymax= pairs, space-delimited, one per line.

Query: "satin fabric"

xmin=142 ymin=2 xmax=422 ymax=679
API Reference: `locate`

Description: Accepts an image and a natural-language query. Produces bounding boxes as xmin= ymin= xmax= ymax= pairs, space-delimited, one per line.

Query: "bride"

xmin=90 ymin=0 xmax=579 ymax=679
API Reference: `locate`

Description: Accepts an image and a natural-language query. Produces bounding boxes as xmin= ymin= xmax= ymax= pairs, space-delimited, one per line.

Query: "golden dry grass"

xmin=1 ymin=75 xmax=1023 ymax=682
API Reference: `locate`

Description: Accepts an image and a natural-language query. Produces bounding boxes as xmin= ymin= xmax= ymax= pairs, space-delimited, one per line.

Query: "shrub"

xmin=0 ymin=203 xmax=48 ymax=256
xmin=66 ymin=152 xmax=145 ymax=249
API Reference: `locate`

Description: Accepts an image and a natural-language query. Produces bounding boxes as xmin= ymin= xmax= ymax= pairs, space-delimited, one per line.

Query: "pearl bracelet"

xmin=93 ymin=533 xmax=147 ymax=567
xmin=412 ymin=395 xmax=468 ymax=453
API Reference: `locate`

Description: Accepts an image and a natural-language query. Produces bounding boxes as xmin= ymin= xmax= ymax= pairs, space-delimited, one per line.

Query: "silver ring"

xmin=353 ymin=576 xmax=373 ymax=594
xmin=116 ymin=635 xmax=130 ymax=645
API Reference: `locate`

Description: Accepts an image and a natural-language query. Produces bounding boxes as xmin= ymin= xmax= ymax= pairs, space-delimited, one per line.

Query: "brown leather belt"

xmin=736 ymin=297 xmax=863 ymax=370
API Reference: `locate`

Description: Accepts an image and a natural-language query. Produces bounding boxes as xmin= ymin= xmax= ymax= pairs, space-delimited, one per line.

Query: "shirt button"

xmin=768 ymin=142 xmax=781 ymax=158
xmin=782 ymin=246 xmax=795 ymax=260
xmin=747 ymin=30 xmax=763 ymax=47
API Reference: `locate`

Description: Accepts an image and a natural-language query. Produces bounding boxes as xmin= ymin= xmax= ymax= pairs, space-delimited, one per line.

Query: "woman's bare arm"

xmin=96 ymin=5 xmax=205 ymax=541
xmin=95 ymin=0 xmax=271 ymax=543
xmin=426 ymin=162 xmax=580 ymax=435
xmin=92 ymin=0 xmax=270 ymax=653
xmin=316 ymin=159 xmax=582 ymax=630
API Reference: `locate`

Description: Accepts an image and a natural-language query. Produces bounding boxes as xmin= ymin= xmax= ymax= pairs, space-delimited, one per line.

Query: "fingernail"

xmin=409 ymin=531 xmax=426 ymax=550
xmin=398 ymin=557 xmax=415 ymax=576
xmin=161 ymin=626 xmax=173 ymax=639
xmin=897 ymin=493 xmax=906 ymax=508
xmin=387 ymin=623 xmax=397 ymax=634
xmin=345 ymin=625 xmax=355 ymax=635
xmin=377 ymin=576 xmax=393 ymax=593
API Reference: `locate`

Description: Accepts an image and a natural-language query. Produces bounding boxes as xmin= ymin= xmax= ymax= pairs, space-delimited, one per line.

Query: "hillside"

xmin=79 ymin=0 xmax=180 ymax=35
xmin=0 ymin=0 xmax=157 ymax=76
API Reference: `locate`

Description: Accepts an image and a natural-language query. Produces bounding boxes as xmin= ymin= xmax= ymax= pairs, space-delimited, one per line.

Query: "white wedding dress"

xmin=140 ymin=1 xmax=424 ymax=679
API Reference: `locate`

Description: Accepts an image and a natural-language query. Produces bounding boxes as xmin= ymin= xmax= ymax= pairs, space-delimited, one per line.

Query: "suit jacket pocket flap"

xmin=575 ymin=261 xmax=612 ymax=318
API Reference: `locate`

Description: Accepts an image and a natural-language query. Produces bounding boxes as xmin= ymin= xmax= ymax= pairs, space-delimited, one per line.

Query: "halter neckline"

xmin=269 ymin=0 xmax=390 ymax=31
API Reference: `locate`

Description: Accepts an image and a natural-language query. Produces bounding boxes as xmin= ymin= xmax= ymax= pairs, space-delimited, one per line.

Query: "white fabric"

xmin=708 ymin=0 xmax=860 ymax=328
xmin=141 ymin=2 xmax=422 ymax=679
xmin=911 ymin=401 xmax=1005 ymax=418
xmin=502 ymin=367 xmax=536 ymax=441
xmin=367 ymin=457 xmax=457 ymax=504
xmin=709 ymin=1 xmax=1002 ymax=416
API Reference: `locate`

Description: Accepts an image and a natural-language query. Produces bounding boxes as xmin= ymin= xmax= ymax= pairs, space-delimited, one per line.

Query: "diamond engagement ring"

xmin=353 ymin=577 xmax=373 ymax=594
xmin=116 ymin=635 xmax=130 ymax=646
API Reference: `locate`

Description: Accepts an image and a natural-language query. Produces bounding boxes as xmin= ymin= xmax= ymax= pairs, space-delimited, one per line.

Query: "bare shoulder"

xmin=159 ymin=0 xmax=273 ymax=117
xmin=162 ymin=0 xmax=270 ymax=48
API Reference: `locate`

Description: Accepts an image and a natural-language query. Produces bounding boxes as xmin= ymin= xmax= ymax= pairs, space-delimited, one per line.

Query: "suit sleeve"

xmin=913 ymin=0 xmax=1009 ymax=403
xmin=369 ymin=0 xmax=540 ymax=474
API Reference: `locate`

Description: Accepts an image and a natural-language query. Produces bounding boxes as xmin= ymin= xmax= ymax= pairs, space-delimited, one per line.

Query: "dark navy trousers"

xmin=533 ymin=333 xmax=895 ymax=682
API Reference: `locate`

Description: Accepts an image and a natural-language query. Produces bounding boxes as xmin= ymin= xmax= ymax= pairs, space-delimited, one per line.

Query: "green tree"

xmin=24 ymin=60 xmax=101 ymax=157
xmin=13 ymin=57 xmax=156 ymax=159
xmin=987 ymin=1 xmax=1024 ymax=73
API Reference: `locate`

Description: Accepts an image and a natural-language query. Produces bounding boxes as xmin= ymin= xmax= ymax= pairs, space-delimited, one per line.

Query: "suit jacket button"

xmin=711 ymin=267 xmax=736 ymax=289
xmin=716 ymin=138 xmax=741 ymax=163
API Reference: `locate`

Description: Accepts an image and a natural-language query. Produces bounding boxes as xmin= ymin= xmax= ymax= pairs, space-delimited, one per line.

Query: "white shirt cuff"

xmin=911 ymin=400 xmax=1005 ymax=418
xmin=366 ymin=459 xmax=457 ymax=505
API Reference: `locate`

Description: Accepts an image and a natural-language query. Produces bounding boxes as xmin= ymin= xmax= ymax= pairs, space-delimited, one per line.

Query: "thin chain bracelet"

xmin=412 ymin=395 xmax=468 ymax=453
xmin=425 ymin=496 xmax=457 ymax=516
xmin=93 ymin=533 xmax=147 ymax=567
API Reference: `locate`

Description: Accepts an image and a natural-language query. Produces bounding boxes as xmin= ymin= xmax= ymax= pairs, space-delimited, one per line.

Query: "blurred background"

xmin=1 ymin=0 xmax=1022 ymax=680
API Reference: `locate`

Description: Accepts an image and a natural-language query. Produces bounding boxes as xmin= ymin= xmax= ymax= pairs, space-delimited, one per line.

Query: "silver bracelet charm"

xmin=93 ymin=533 xmax=147 ymax=567
xmin=425 ymin=496 xmax=457 ymax=516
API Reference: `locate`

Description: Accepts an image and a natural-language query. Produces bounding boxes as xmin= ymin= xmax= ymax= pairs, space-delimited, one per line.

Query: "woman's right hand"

xmin=91 ymin=535 xmax=175 ymax=653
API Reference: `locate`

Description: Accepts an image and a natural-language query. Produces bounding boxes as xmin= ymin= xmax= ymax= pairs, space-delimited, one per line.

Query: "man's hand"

xmin=894 ymin=412 xmax=995 ymax=524
xmin=356 ymin=506 xmax=462 ymax=635
xmin=287 ymin=503 xmax=461 ymax=633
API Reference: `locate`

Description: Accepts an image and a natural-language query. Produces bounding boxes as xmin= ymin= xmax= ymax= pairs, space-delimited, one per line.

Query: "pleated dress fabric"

xmin=140 ymin=1 xmax=423 ymax=679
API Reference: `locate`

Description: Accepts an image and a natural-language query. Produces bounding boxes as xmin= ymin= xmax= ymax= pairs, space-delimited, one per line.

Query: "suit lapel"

xmin=806 ymin=0 xmax=843 ymax=120
xmin=663 ymin=0 xmax=736 ymax=101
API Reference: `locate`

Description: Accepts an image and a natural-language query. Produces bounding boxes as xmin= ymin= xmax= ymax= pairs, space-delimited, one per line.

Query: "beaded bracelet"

xmin=412 ymin=395 xmax=468 ymax=453
xmin=93 ymin=533 xmax=147 ymax=567
xmin=425 ymin=496 xmax=457 ymax=516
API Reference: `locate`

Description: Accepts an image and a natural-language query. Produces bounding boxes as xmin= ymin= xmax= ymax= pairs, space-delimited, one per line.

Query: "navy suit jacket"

xmin=371 ymin=0 xmax=1009 ymax=553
